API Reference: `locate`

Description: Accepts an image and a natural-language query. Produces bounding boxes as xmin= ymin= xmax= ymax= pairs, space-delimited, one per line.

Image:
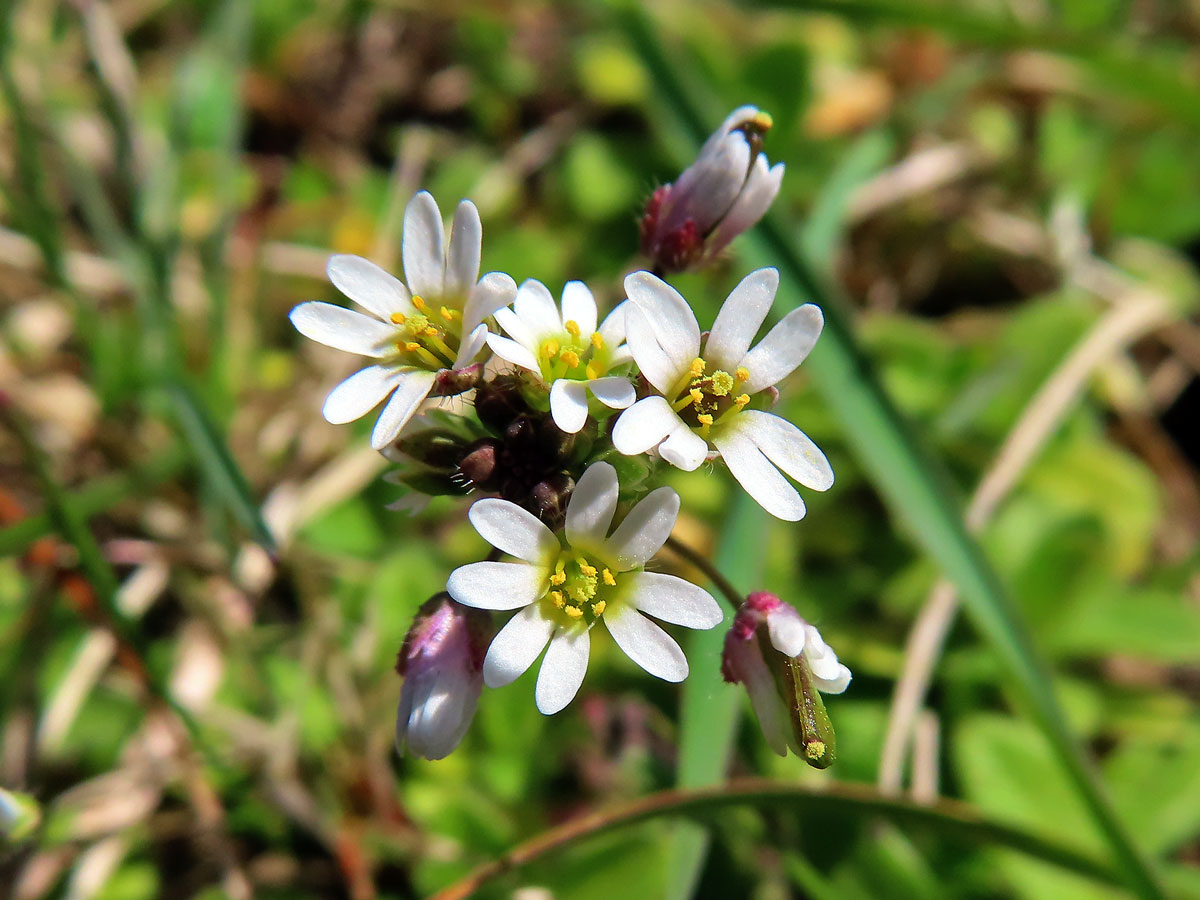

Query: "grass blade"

xmin=619 ymin=10 xmax=1167 ymax=900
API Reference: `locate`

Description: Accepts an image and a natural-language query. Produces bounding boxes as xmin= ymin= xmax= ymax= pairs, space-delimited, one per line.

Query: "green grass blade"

xmin=666 ymin=492 xmax=765 ymax=900
xmin=619 ymin=10 xmax=1167 ymax=900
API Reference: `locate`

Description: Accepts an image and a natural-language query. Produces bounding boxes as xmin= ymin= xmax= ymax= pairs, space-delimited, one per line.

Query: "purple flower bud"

xmin=722 ymin=592 xmax=850 ymax=766
xmin=395 ymin=594 xmax=490 ymax=760
xmin=640 ymin=107 xmax=785 ymax=274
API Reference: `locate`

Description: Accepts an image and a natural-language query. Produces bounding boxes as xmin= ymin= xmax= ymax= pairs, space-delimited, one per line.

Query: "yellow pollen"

xmin=439 ymin=306 xmax=460 ymax=321
xmin=565 ymin=320 xmax=581 ymax=338
xmin=734 ymin=393 xmax=751 ymax=409
xmin=565 ymin=606 xmax=583 ymax=619
xmin=550 ymin=570 xmax=566 ymax=586
xmin=390 ymin=311 xmax=407 ymax=325
xmin=697 ymin=413 xmax=714 ymax=426
xmin=559 ymin=349 xmax=580 ymax=368
xmin=404 ymin=342 xmax=421 ymax=353
xmin=542 ymin=339 xmax=560 ymax=359
xmin=751 ymin=111 xmax=774 ymax=131
xmin=551 ymin=591 xmax=565 ymax=608
xmin=602 ymin=568 xmax=616 ymax=587
xmin=577 ymin=558 xmax=597 ymax=577
xmin=411 ymin=295 xmax=427 ymax=311
xmin=591 ymin=332 xmax=604 ymax=349
xmin=735 ymin=366 xmax=750 ymax=382
xmin=689 ymin=387 xmax=704 ymax=405
xmin=711 ymin=371 xmax=734 ymax=396
xmin=422 ymin=326 xmax=439 ymax=337
xmin=805 ymin=740 xmax=826 ymax=761
xmin=591 ymin=601 xmax=606 ymax=617
xmin=689 ymin=358 xmax=706 ymax=378
xmin=585 ymin=362 xmax=601 ymax=380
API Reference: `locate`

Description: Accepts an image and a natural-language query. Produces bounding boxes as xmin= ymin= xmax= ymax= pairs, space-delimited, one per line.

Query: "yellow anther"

xmin=735 ymin=366 xmax=750 ymax=383
xmin=559 ymin=349 xmax=580 ymax=368
xmin=404 ymin=342 xmax=422 ymax=353
xmin=542 ymin=339 xmax=560 ymax=359
xmin=551 ymin=591 xmax=565 ymax=608
xmin=565 ymin=605 xmax=583 ymax=619
xmin=422 ymin=326 xmax=440 ymax=337
xmin=689 ymin=358 xmax=706 ymax=378
xmin=550 ymin=570 xmax=567 ymax=586
xmin=565 ymin=320 xmax=581 ymax=338
xmin=585 ymin=362 xmax=601 ymax=381
xmin=439 ymin=306 xmax=460 ymax=321
xmin=689 ymin=388 xmax=704 ymax=405
xmin=697 ymin=413 xmax=714 ymax=426
xmin=411 ymin=295 xmax=427 ymax=311
xmin=734 ymin=393 xmax=751 ymax=409
xmin=591 ymin=600 xmax=606 ymax=617
xmin=602 ymin=568 xmax=616 ymax=587
xmin=751 ymin=111 xmax=774 ymax=131
xmin=390 ymin=311 xmax=407 ymax=325
xmin=591 ymin=332 xmax=604 ymax=349
xmin=576 ymin=558 xmax=597 ymax=577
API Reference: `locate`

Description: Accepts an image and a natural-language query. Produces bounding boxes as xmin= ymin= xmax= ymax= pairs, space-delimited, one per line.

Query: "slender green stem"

xmin=663 ymin=535 xmax=744 ymax=608
xmin=427 ymin=777 xmax=1121 ymax=900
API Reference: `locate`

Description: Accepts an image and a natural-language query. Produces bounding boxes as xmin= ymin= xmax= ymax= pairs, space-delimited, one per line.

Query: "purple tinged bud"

xmin=722 ymin=592 xmax=850 ymax=767
xmin=431 ymin=363 xmax=483 ymax=397
xmin=395 ymin=594 xmax=490 ymax=760
xmin=640 ymin=106 xmax=784 ymax=274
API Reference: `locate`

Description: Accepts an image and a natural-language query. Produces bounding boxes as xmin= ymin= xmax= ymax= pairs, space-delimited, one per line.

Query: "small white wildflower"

xmin=289 ymin=191 xmax=517 ymax=449
xmin=485 ymin=279 xmax=635 ymax=433
xmin=446 ymin=461 xmax=722 ymax=714
xmin=612 ymin=268 xmax=833 ymax=521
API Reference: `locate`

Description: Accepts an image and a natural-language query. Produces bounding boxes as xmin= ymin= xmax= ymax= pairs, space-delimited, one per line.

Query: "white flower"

xmin=485 ymin=280 xmax=635 ymax=433
xmin=721 ymin=592 xmax=850 ymax=762
xmin=395 ymin=594 xmax=490 ymax=760
xmin=611 ymin=268 xmax=833 ymax=521
xmin=445 ymin=461 xmax=722 ymax=714
xmin=289 ymin=191 xmax=517 ymax=449
xmin=640 ymin=106 xmax=784 ymax=273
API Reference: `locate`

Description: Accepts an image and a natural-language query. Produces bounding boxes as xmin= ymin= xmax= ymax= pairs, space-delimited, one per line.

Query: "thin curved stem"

xmin=663 ymin=534 xmax=744 ymax=608
xmin=426 ymin=777 xmax=1120 ymax=900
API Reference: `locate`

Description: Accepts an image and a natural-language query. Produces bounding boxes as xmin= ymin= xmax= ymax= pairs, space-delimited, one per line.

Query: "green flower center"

xmin=670 ymin=357 xmax=752 ymax=437
xmin=542 ymin=550 xmax=620 ymax=626
xmin=536 ymin=320 xmax=615 ymax=383
xmin=390 ymin=295 xmax=463 ymax=370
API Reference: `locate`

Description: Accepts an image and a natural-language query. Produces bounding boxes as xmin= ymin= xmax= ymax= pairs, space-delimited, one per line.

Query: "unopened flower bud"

xmin=458 ymin=440 xmax=499 ymax=489
xmin=395 ymin=593 xmax=491 ymax=760
xmin=722 ymin=592 xmax=850 ymax=767
xmin=394 ymin=427 xmax=471 ymax=472
xmin=528 ymin=472 xmax=575 ymax=529
xmin=431 ymin=363 xmax=483 ymax=397
xmin=474 ymin=373 xmax=534 ymax=434
xmin=640 ymin=106 xmax=784 ymax=274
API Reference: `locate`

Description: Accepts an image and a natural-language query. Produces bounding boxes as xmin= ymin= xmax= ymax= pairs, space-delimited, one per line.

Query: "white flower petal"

xmin=462 ymin=271 xmax=518 ymax=337
xmin=588 ymin=376 xmax=635 ymax=409
xmin=514 ymin=279 xmax=563 ymax=337
xmin=611 ymin=396 xmax=678 ymax=457
xmin=739 ymin=410 xmax=834 ymax=492
xmin=483 ymin=604 xmax=556 ymax=688
xmin=403 ymin=191 xmax=447 ymax=299
xmin=625 ymin=572 xmax=722 ymax=628
xmin=447 ymin=561 xmax=550 ymax=610
xmin=623 ymin=271 xmax=700 ymax=374
xmin=604 ymin=605 xmax=687 ymax=682
xmin=598 ymin=301 xmax=627 ymax=348
xmin=468 ymin=498 xmax=559 ymax=564
xmin=624 ymin=304 xmax=680 ymax=394
xmin=707 ymin=158 xmax=784 ymax=257
xmin=565 ymin=461 xmax=619 ymax=549
xmin=560 ymin=281 xmax=598 ymax=337
xmin=494 ymin=307 xmax=539 ymax=355
xmin=486 ymin=333 xmax=540 ymax=373
xmin=712 ymin=424 xmax=806 ymax=521
xmin=321 ymin=365 xmax=404 ymax=424
xmin=456 ymin=323 xmax=489 ymax=368
xmin=814 ymin=664 xmax=852 ymax=695
xmin=444 ymin=199 xmax=482 ymax=300
xmin=370 ymin=370 xmax=437 ymax=449
xmin=602 ymin=486 xmax=679 ymax=571
xmin=741 ymin=304 xmax=824 ymax=395
xmin=663 ymin=132 xmax=752 ymax=233
xmin=290 ymin=302 xmax=396 ymax=357
xmin=536 ymin=628 xmax=590 ymax=714
xmin=327 ymin=255 xmax=413 ymax=319
xmin=549 ymin=379 xmax=590 ymax=434
xmin=765 ymin=605 xmax=808 ymax=657
xmin=400 ymin=668 xmax=478 ymax=760
xmin=658 ymin=424 xmax=708 ymax=472
xmin=705 ymin=268 xmax=779 ymax=373
xmin=804 ymin=624 xmax=851 ymax=694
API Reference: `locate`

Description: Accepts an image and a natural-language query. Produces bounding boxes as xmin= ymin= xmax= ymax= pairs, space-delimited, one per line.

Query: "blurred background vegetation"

xmin=2 ymin=0 xmax=1199 ymax=898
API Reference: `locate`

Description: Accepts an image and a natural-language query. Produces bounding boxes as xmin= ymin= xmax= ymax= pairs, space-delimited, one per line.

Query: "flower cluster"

xmin=290 ymin=107 xmax=850 ymax=763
